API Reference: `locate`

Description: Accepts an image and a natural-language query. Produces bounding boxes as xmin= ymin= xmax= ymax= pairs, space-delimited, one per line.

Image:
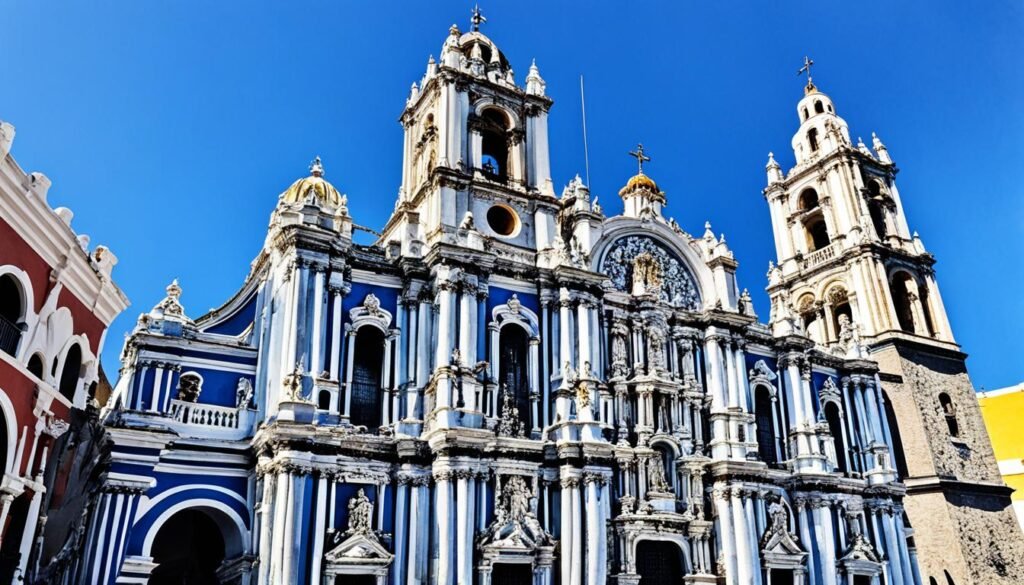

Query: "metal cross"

xmin=798 ymin=56 xmax=815 ymax=86
xmin=471 ymin=5 xmax=486 ymax=31
xmin=629 ymin=143 xmax=651 ymax=174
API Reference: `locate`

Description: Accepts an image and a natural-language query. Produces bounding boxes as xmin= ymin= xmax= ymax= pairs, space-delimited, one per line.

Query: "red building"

xmin=0 ymin=120 xmax=128 ymax=581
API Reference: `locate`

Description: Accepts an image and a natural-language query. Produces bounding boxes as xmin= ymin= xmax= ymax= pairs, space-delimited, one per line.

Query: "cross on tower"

xmin=471 ymin=5 xmax=486 ymax=32
xmin=798 ymin=56 xmax=815 ymax=87
xmin=629 ymin=143 xmax=651 ymax=175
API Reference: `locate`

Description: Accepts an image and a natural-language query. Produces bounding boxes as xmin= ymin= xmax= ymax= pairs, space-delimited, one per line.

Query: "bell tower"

xmin=764 ymin=62 xmax=1024 ymax=584
xmin=379 ymin=10 xmax=557 ymax=261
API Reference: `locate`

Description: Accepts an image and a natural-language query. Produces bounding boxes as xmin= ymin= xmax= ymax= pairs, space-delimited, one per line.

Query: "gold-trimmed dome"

xmin=619 ymin=172 xmax=661 ymax=197
xmin=280 ymin=157 xmax=343 ymax=207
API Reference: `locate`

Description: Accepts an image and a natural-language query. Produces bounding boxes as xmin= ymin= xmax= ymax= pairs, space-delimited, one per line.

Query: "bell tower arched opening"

xmin=479 ymin=108 xmax=511 ymax=182
xmin=498 ymin=324 xmax=531 ymax=431
xmin=0 ymin=274 xmax=25 ymax=357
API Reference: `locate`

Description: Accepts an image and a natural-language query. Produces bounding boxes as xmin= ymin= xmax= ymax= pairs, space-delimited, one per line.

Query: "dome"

xmin=619 ymin=172 xmax=661 ymax=197
xmin=280 ymin=157 xmax=343 ymax=207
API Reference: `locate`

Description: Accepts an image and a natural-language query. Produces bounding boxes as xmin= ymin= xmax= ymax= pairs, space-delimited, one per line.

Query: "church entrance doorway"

xmin=492 ymin=562 xmax=532 ymax=585
xmin=150 ymin=509 xmax=226 ymax=584
xmin=636 ymin=540 xmax=683 ymax=585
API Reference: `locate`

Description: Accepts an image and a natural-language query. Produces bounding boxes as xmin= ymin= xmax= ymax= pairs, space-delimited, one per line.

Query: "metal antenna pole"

xmin=580 ymin=74 xmax=592 ymax=187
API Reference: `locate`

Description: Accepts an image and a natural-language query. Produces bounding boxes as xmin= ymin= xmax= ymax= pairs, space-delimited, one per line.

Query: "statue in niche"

xmin=647 ymin=454 xmax=670 ymax=493
xmin=611 ymin=336 xmax=628 ymax=378
xmin=647 ymin=328 xmax=667 ymax=373
xmin=631 ymin=252 xmax=662 ymax=296
xmin=346 ymin=489 xmax=374 ymax=536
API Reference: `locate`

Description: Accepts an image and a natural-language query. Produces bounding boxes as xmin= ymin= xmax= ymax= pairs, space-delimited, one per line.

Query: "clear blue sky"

xmin=2 ymin=1 xmax=1021 ymax=390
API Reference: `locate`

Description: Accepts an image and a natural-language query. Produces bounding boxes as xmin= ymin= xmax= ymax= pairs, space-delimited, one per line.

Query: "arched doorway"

xmin=150 ymin=509 xmax=226 ymax=584
xmin=636 ymin=540 xmax=684 ymax=585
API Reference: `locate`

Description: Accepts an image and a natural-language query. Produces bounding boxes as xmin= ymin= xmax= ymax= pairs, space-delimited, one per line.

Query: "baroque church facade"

xmin=69 ymin=13 xmax=1023 ymax=585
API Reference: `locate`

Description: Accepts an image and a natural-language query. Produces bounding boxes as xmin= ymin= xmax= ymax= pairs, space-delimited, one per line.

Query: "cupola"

xmin=280 ymin=157 xmax=344 ymax=207
xmin=618 ymin=144 xmax=666 ymax=219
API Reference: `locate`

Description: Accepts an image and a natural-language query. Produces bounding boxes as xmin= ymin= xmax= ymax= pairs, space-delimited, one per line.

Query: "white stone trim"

xmin=140 ymin=497 xmax=248 ymax=559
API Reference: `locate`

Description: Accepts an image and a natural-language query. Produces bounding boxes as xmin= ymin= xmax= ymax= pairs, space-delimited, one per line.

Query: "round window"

xmin=486 ymin=205 xmax=519 ymax=237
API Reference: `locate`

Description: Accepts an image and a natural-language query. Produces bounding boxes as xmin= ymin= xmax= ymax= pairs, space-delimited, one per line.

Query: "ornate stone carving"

xmin=480 ymin=475 xmax=551 ymax=550
xmin=235 ymin=377 xmax=254 ymax=409
xmin=600 ymin=235 xmax=700 ymax=310
xmin=345 ymin=489 xmax=374 ymax=536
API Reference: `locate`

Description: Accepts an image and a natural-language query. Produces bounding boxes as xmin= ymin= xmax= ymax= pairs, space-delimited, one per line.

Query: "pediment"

xmin=324 ymin=532 xmax=393 ymax=566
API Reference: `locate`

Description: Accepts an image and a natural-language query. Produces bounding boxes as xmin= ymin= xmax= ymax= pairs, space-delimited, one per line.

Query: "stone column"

xmin=714 ymin=487 xmax=738 ymax=584
xmin=435 ymin=471 xmax=454 ymax=585
xmin=257 ymin=465 xmax=277 ymax=585
xmin=585 ymin=475 xmax=600 ymax=585
xmin=731 ymin=488 xmax=753 ymax=585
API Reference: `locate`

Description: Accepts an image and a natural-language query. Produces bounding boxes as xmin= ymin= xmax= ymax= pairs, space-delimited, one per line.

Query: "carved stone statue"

xmin=631 ymin=252 xmax=662 ymax=296
xmin=346 ymin=489 xmax=373 ymax=536
xmin=235 ymin=377 xmax=253 ymax=409
xmin=496 ymin=385 xmax=523 ymax=438
xmin=647 ymin=455 xmax=670 ymax=493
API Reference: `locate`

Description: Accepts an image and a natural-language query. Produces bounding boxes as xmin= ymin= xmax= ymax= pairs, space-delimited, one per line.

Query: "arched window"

xmin=798 ymin=188 xmax=820 ymax=211
xmin=177 ymin=373 xmax=202 ymax=403
xmin=866 ymin=181 xmax=888 ymax=239
xmin=802 ymin=107 xmax=809 ymax=120
xmin=824 ymin=402 xmax=848 ymax=473
xmin=0 ymin=274 xmax=25 ymax=356
xmin=479 ymin=109 xmax=511 ymax=182
xmin=318 ymin=390 xmax=332 ymax=411
xmin=939 ymin=393 xmax=959 ymax=438
xmin=890 ymin=273 xmax=917 ymax=333
xmin=754 ymin=386 xmax=778 ymax=466
xmin=27 ymin=353 xmax=44 ymax=379
xmin=807 ymin=128 xmax=820 ymax=152
xmin=814 ymin=100 xmax=825 ymax=114
xmin=58 ymin=344 xmax=82 ymax=401
xmin=350 ymin=326 xmax=385 ymax=429
xmin=498 ymin=325 xmax=531 ymax=432
xmin=806 ymin=218 xmax=830 ymax=251
xmin=918 ymin=285 xmax=937 ymax=336
xmin=944 ymin=570 xmax=957 ymax=585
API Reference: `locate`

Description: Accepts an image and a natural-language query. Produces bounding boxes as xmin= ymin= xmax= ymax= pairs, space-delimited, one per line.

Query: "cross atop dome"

xmin=629 ymin=143 xmax=651 ymax=175
xmin=471 ymin=5 xmax=486 ymax=32
xmin=798 ymin=56 xmax=817 ymax=94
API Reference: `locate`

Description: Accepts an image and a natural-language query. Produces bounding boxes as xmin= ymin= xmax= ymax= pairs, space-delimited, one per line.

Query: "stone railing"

xmin=801 ymin=242 xmax=837 ymax=270
xmin=169 ymin=399 xmax=240 ymax=429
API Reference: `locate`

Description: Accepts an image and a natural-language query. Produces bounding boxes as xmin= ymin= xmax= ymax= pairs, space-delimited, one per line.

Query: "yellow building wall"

xmin=978 ymin=384 xmax=1024 ymax=519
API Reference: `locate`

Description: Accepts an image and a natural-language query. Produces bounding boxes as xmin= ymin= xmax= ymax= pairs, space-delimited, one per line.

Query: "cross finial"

xmin=798 ymin=56 xmax=815 ymax=90
xmin=629 ymin=143 xmax=651 ymax=175
xmin=471 ymin=5 xmax=486 ymax=32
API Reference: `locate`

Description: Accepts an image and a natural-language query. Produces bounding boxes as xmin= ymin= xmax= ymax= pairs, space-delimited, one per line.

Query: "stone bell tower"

xmin=764 ymin=60 xmax=1024 ymax=584
xmin=378 ymin=11 xmax=558 ymax=261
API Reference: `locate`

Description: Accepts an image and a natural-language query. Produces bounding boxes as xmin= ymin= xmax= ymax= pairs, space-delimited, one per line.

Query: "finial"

xmin=798 ymin=56 xmax=816 ymax=94
xmin=449 ymin=23 xmax=461 ymax=37
xmin=428 ymin=54 xmax=435 ymax=64
xmin=766 ymin=151 xmax=779 ymax=168
xmin=167 ymin=278 xmax=181 ymax=298
xmin=310 ymin=156 xmax=324 ymax=177
xmin=471 ymin=5 xmax=486 ymax=32
xmin=628 ymin=143 xmax=651 ymax=175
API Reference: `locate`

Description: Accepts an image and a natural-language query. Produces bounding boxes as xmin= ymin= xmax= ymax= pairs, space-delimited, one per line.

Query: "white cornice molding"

xmin=0 ymin=153 xmax=129 ymax=325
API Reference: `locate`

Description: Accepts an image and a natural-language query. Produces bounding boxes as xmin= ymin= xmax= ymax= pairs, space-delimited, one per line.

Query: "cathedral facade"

xmin=72 ymin=14 xmax=1022 ymax=585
